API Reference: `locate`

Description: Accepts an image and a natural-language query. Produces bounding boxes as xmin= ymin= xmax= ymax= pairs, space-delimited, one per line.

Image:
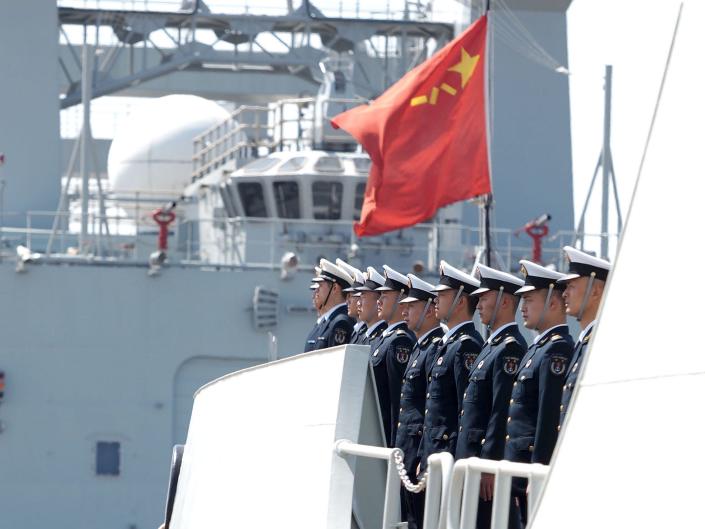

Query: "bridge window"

xmin=354 ymin=183 xmax=366 ymax=221
xmin=277 ymin=157 xmax=307 ymax=173
xmin=96 ymin=441 xmax=120 ymax=476
xmin=237 ymin=182 xmax=268 ymax=217
xmin=312 ymin=181 xmax=343 ymax=220
xmin=242 ymin=157 xmax=280 ymax=174
xmin=353 ymin=157 xmax=371 ymax=174
xmin=313 ymin=156 xmax=344 ymax=173
xmin=273 ymin=181 xmax=300 ymax=219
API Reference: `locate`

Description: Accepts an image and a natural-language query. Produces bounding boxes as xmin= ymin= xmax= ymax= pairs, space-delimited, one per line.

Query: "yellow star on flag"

xmin=447 ymin=47 xmax=479 ymax=88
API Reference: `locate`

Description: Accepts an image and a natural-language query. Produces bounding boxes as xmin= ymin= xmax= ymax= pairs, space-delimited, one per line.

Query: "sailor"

xmin=395 ymin=274 xmax=443 ymax=529
xmin=558 ymin=246 xmax=611 ymax=427
xmin=455 ymin=263 xmax=526 ymax=529
xmin=372 ymin=265 xmax=416 ymax=446
xmin=356 ymin=266 xmax=388 ymax=347
xmin=417 ymin=261 xmax=483 ymax=473
xmin=307 ymin=259 xmax=356 ymax=351
xmin=505 ymin=260 xmax=575 ymax=529
xmin=303 ymin=266 xmax=324 ymax=352
xmin=336 ymin=259 xmax=368 ymax=343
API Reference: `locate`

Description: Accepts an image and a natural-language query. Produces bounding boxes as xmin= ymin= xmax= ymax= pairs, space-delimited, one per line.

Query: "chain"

xmin=392 ymin=448 xmax=428 ymax=493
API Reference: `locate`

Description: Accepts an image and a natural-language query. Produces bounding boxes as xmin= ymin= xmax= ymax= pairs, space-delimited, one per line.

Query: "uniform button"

xmin=520 ymin=375 xmax=526 ymax=381
xmin=459 ymin=426 xmax=463 ymax=432
xmin=397 ymin=422 xmax=401 ymax=427
xmin=399 ymin=408 xmax=403 ymax=412
xmin=426 ymin=393 xmax=430 ymax=398
xmin=513 ymin=382 xmax=517 ymax=387
xmin=424 ymin=426 xmax=427 ymax=431
xmin=481 ymin=438 xmax=486 ymax=445
xmin=400 ymin=393 xmax=404 ymax=397
xmin=463 ymin=392 xmax=467 ymax=398
xmin=560 ymin=404 xmax=564 ymax=411
xmin=507 ymin=417 xmax=511 ymax=423
xmin=418 ymin=430 xmax=422 ymax=436
xmin=563 ymin=385 xmax=567 ymax=391
xmin=428 ymin=376 xmax=432 ymax=382
xmin=461 ymin=410 xmax=464 ymax=416
xmin=505 ymin=435 xmax=510 ymax=441
xmin=442 ymin=434 xmax=448 ymax=441
xmin=425 ymin=409 xmax=428 ymax=415
xmin=510 ymin=399 xmax=514 ymax=404
xmin=557 ymin=425 xmax=561 ymax=432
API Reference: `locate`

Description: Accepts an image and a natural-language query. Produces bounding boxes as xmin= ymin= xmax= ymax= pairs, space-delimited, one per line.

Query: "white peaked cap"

xmin=559 ymin=246 xmax=611 ymax=282
xmin=375 ymin=264 xmax=409 ymax=292
xmin=472 ymin=263 xmax=524 ymax=295
xmin=336 ymin=258 xmax=365 ymax=291
xmin=400 ymin=274 xmax=437 ymax=303
xmin=433 ymin=260 xmax=481 ymax=292
xmin=355 ymin=266 xmax=386 ymax=292
xmin=515 ymin=260 xmax=569 ymax=294
xmin=315 ymin=258 xmax=354 ymax=288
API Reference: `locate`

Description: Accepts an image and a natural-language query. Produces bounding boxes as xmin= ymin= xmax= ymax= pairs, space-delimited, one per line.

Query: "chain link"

xmin=392 ymin=448 xmax=428 ymax=493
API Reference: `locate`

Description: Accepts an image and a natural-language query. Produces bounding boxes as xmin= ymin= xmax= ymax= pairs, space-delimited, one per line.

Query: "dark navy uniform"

xmin=311 ymin=303 xmax=355 ymax=351
xmin=350 ymin=322 xmax=368 ymax=344
xmin=394 ymin=326 xmax=444 ymax=529
xmin=361 ymin=320 xmax=387 ymax=347
xmin=371 ymin=322 xmax=415 ymax=446
xmin=559 ymin=322 xmax=593 ymax=428
xmin=303 ymin=319 xmax=323 ymax=352
xmin=456 ymin=323 xmax=528 ymax=461
xmin=418 ymin=321 xmax=483 ymax=470
xmin=505 ymin=325 xmax=573 ymax=465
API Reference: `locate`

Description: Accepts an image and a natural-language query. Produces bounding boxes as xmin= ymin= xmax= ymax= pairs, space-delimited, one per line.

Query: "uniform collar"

xmin=487 ymin=322 xmax=517 ymax=344
xmin=441 ymin=320 xmax=474 ymax=344
xmin=418 ymin=325 xmax=442 ymax=345
xmin=353 ymin=321 xmax=366 ymax=332
xmin=383 ymin=320 xmax=405 ymax=337
xmin=365 ymin=320 xmax=387 ymax=337
xmin=320 ymin=303 xmax=347 ymax=323
xmin=578 ymin=320 xmax=596 ymax=343
xmin=533 ymin=323 xmax=569 ymax=345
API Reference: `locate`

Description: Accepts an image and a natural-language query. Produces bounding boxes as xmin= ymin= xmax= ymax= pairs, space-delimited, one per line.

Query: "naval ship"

xmin=0 ymin=1 xmax=613 ymax=529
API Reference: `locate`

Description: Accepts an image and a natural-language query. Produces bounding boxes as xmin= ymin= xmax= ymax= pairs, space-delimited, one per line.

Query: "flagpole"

xmin=483 ymin=0 xmax=493 ymax=268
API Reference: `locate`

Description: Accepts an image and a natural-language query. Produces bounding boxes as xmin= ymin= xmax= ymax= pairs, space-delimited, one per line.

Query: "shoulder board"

xmin=396 ymin=329 xmax=408 ymax=336
xmin=551 ymin=334 xmax=564 ymax=342
xmin=583 ymin=333 xmax=591 ymax=343
xmin=504 ymin=336 xmax=517 ymax=344
xmin=460 ymin=335 xmax=472 ymax=341
xmin=432 ymin=336 xmax=442 ymax=343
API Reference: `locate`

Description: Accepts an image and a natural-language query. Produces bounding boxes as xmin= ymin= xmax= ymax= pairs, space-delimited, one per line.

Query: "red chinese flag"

xmin=332 ymin=15 xmax=491 ymax=237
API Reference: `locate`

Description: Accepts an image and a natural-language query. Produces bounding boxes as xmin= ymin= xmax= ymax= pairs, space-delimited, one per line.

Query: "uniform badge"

xmin=396 ymin=346 xmax=410 ymax=364
xmin=464 ymin=353 xmax=478 ymax=370
xmin=334 ymin=328 xmax=348 ymax=344
xmin=437 ymin=356 xmax=444 ymax=365
xmin=550 ymin=355 xmax=567 ymax=376
xmin=503 ymin=356 xmax=520 ymax=375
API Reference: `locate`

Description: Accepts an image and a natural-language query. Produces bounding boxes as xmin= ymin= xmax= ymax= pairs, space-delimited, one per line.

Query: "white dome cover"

xmin=108 ymin=95 xmax=230 ymax=196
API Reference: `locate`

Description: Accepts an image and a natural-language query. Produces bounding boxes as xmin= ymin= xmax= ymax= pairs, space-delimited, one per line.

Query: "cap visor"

xmin=515 ymin=285 xmax=536 ymax=295
xmin=374 ymin=286 xmax=395 ymax=291
xmin=556 ymin=273 xmax=580 ymax=284
xmin=399 ymin=295 xmax=421 ymax=303
xmin=311 ymin=277 xmax=325 ymax=283
xmin=432 ymin=284 xmax=454 ymax=292
xmin=471 ymin=287 xmax=490 ymax=296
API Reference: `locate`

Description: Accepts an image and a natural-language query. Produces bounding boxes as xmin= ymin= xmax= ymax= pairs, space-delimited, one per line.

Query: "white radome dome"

xmin=108 ymin=95 xmax=230 ymax=196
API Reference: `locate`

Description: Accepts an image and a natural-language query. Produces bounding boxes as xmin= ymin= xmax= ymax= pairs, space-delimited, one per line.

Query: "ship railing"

xmin=191 ymin=96 xmax=366 ymax=180
xmin=12 ymin=211 xmax=618 ymax=271
xmin=334 ymin=439 xmax=549 ymax=529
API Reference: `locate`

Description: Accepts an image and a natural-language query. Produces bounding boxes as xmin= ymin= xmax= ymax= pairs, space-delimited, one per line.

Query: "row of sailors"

xmin=304 ymin=247 xmax=611 ymax=529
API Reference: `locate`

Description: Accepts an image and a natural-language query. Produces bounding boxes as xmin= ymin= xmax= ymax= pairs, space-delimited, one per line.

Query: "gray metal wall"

xmin=0 ymin=0 xmax=61 ymax=226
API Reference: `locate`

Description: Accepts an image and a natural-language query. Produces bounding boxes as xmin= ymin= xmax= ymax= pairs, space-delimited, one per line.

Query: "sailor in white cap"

xmin=504 ymin=261 xmax=575 ymax=529
xmin=304 ymin=258 xmax=355 ymax=352
xmin=336 ymin=259 xmax=368 ymax=344
xmin=372 ymin=265 xmax=416 ymax=447
xmin=396 ymin=275 xmax=443 ymax=529
xmin=455 ymin=263 xmax=527 ymax=529
xmin=304 ymin=267 xmax=324 ymax=351
xmin=417 ymin=261 xmax=484 ymax=474
xmin=355 ymin=266 xmax=388 ymax=347
xmin=558 ymin=246 xmax=611 ymax=427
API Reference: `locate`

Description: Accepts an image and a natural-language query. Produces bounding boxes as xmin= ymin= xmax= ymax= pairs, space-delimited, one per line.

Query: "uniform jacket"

xmin=504 ymin=325 xmax=574 ymax=465
xmin=303 ymin=319 xmax=322 ymax=352
xmin=393 ymin=326 xmax=444 ymax=476
xmin=418 ymin=321 xmax=483 ymax=469
xmin=310 ymin=304 xmax=355 ymax=351
xmin=456 ymin=323 xmax=528 ymax=461
xmin=350 ymin=322 xmax=368 ymax=344
xmin=371 ymin=322 xmax=416 ymax=446
xmin=559 ymin=323 xmax=594 ymax=428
